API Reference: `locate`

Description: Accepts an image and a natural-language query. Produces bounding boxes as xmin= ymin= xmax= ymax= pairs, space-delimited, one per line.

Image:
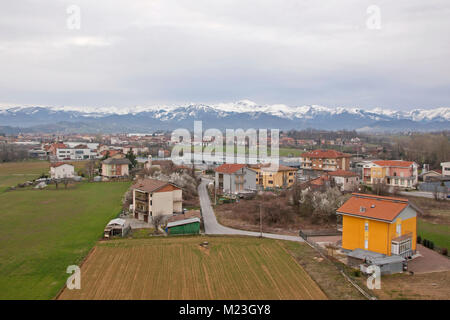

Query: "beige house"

xmin=101 ymin=157 xmax=131 ymax=178
xmin=131 ymin=178 xmax=182 ymax=223
xmin=328 ymin=170 xmax=360 ymax=191
xmin=50 ymin=162 xmax=75 ymax=179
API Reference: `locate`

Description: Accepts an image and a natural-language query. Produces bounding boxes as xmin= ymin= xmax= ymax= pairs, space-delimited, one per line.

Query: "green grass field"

xmin=418 ymin=219 xmax=450 ymax=250
xmin=59 ymin=236 xmax=327 ymax=300
xmin=0 ymin=161 xmax=89 ymax=192
xmin=0 ymin=161 xmax=50 ymax=192
xmin=0 ymin=181 xmax=130 ymax=299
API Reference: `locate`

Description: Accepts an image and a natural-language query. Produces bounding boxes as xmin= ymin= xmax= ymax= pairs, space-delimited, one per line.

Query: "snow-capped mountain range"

xmin=0 ymin=100 xmax=448 ymax=133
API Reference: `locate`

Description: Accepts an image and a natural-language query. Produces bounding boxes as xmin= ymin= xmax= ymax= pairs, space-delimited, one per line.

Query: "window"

xmin=364 ymin=240 xmax=368 ymax=249
xmin=364 ymin=222 xmax=369 ymax=231
xmin=396 ymin=223 xmax=401 ymax=235
xmin=268 ymin=180 xmax=273 ymax=184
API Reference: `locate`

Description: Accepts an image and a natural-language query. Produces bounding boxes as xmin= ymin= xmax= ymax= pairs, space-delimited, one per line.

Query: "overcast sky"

xmin=0 ymin=0 xmax=449 ymax=110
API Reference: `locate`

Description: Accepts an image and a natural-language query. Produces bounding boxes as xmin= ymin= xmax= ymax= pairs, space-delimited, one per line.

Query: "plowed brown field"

xmin=58 ymin=236 xmax=327 ymax=300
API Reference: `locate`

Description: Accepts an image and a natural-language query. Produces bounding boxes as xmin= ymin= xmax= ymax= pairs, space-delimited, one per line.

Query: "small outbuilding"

xmin=104 ymin=218 xmax=131 ymax=238
xmin=347 ymin=248 xmax=406 ymax=275
xmin=360 ymin=255 xmax=406 ymax=275
xmin=166 ymin=217 xmax=200 ymax=235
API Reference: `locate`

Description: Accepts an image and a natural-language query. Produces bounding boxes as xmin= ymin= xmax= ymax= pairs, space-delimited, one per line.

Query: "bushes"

xmin=442 ymin=248 xmax=448 ymax=256
xmin=422 ymin=238 xmax=435 ymax=250
xmin=352 ymin=269 xmax=361 ymax=277
xmin=417 ymin=235 xmax=422 ymax=244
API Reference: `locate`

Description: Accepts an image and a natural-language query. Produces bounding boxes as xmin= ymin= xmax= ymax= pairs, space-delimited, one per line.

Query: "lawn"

xmin=0 ymin=161 xmax=50 ymax=192
xmin=58 ymin=236 xmax=327 ymax=300
xmin=418 ymin=219 xmax=450 ymax=250
xmin=0 ymin=160 xmax=89 ymax=192
xmin=0 ymin=181 xmax=131 ymax=299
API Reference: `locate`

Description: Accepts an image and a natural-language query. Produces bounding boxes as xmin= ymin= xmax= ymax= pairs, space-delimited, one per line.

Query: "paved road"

xmin=198 ymin=178 xmax=304 ymax=242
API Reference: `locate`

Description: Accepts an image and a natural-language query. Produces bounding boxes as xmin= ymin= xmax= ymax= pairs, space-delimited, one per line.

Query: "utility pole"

xmin=259 ymin=203 xmax=263 ymax=238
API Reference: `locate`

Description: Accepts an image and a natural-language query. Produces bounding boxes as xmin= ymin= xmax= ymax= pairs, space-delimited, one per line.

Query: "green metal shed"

xmin=166 ymin=217 xmax=201 ymax=235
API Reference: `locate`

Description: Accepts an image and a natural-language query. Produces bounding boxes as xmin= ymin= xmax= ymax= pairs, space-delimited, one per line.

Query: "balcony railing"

xmin=135 ymin=193 xmax=148 ymax=201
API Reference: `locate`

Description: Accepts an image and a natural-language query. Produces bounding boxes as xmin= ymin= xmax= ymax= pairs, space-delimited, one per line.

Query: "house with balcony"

xmin=214 ymin=163 xmax=257 ymax=194
xmin=367 ymin=160 xmax=418 ymax=188
xmin=300 ymin=149 xmax=351 ymax=172
xmin=251 ymin=164 xmax=297 ymax=189
xmin=131 ymin=178 xmax=182 ymax=223
xmin=336 ymin=193 xmax=419 ymax=258
xmin=101 ymin=157 xmax=131 ymax=178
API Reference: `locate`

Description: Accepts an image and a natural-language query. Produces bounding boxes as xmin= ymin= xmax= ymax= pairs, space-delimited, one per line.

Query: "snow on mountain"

xmin=0 ymin=100 xmax=448 ymax=121
xmin=0 ymin=100 xmax=448 ymax=133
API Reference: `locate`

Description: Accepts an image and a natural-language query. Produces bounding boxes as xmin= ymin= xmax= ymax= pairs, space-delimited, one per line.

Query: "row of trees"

xmin=366 ymin=132 xmax=450 ymax=169
xmin=0 ymin=144 xmax=30 ymax=162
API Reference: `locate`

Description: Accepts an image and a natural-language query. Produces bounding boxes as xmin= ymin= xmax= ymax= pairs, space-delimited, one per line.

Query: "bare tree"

xmin=152 ymin=214 xmax=166 ymax=233
xmin=373 ymin=181 xmax=389 ymax=196
xmin=84 ymin=160 xmax=96 ymax=180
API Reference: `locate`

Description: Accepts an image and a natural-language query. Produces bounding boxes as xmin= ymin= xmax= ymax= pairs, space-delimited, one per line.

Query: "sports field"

xmin=0 ymin=181 xmax=131 ymax=299
xmin=58 ymin=236 xmax=327 ymax=300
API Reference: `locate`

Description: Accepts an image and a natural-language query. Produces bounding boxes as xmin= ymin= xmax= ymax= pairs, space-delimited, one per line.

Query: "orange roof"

xmin=372 ymin=160 xmax=415 ymax=168
xmin=302 ymin=149 xmax=350 ymax=159
xmin=51 ymin=143 xmax=68 ymax=149
xmin=328 ymin=170 xmax=359 ymax=177
xmin=250 ymin=164 xmax=297 ymax=172
xmin=50 ymin=162 xmax=73 ymax=168
xmin=131 ymin=178 xmax=180 ymax=193
xmin=100 ymin=149 xmax=121 ymax=157
xmin=310 ymin=175 xmax=330 ymax=186
xmin=214 ymin=163 xmax=245 ymax=174
xmin=337 ymin=193 xmax=410 ymax=222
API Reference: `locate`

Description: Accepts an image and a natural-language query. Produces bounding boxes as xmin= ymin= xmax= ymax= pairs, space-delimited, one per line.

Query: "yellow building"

xmin=336 ymin=193 xmax=419 ymax=258
xmin=251 ymin=164 xmax=297 ymax=189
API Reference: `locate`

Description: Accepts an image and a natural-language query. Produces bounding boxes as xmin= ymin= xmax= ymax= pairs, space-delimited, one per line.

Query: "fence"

xmin=299 ymin=231 xmax=376 ymax=300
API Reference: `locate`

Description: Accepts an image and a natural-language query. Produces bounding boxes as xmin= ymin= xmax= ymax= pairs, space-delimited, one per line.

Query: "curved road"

xmin=198 ymin=178 xmax=304 ymax=242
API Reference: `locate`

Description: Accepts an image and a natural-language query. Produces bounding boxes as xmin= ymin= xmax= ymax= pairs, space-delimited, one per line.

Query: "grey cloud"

xmin=0 ymin=0 xmax=449 ymax=110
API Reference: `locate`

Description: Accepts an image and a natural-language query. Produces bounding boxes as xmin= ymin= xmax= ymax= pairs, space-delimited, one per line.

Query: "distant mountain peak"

xmin=0 ymin=101 xmax=448 ymax=133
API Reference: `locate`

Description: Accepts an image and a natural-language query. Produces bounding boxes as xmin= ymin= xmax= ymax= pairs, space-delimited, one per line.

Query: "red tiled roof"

xmin=52 ymin=143 xmax=67 ymax=149
xmin=214 ymin=163 xmax=245 ymax=174
xmin=302 ymin=149 xmax=350 ymax=158
xmin=337 ymin=193 xmax=410 ymax=222
xmin=50 ymin=162 xmax=73 ymax=168
xmin=73 ymin=144 xmax=89 ymax=149
xmin=100 ymin=149 xmax=121 ymax=157
xmin=251 ymin=164 xmax=297 ymax=172
xmin=372 ymin=160 xmax=415 ymax=167
xmin=328 ymin=170 xmax=359 ymax=177
xmin=310 ymin=175 xmax=330 ymax=186
xmin=131 ymin=178 xmax=180 ymax=193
